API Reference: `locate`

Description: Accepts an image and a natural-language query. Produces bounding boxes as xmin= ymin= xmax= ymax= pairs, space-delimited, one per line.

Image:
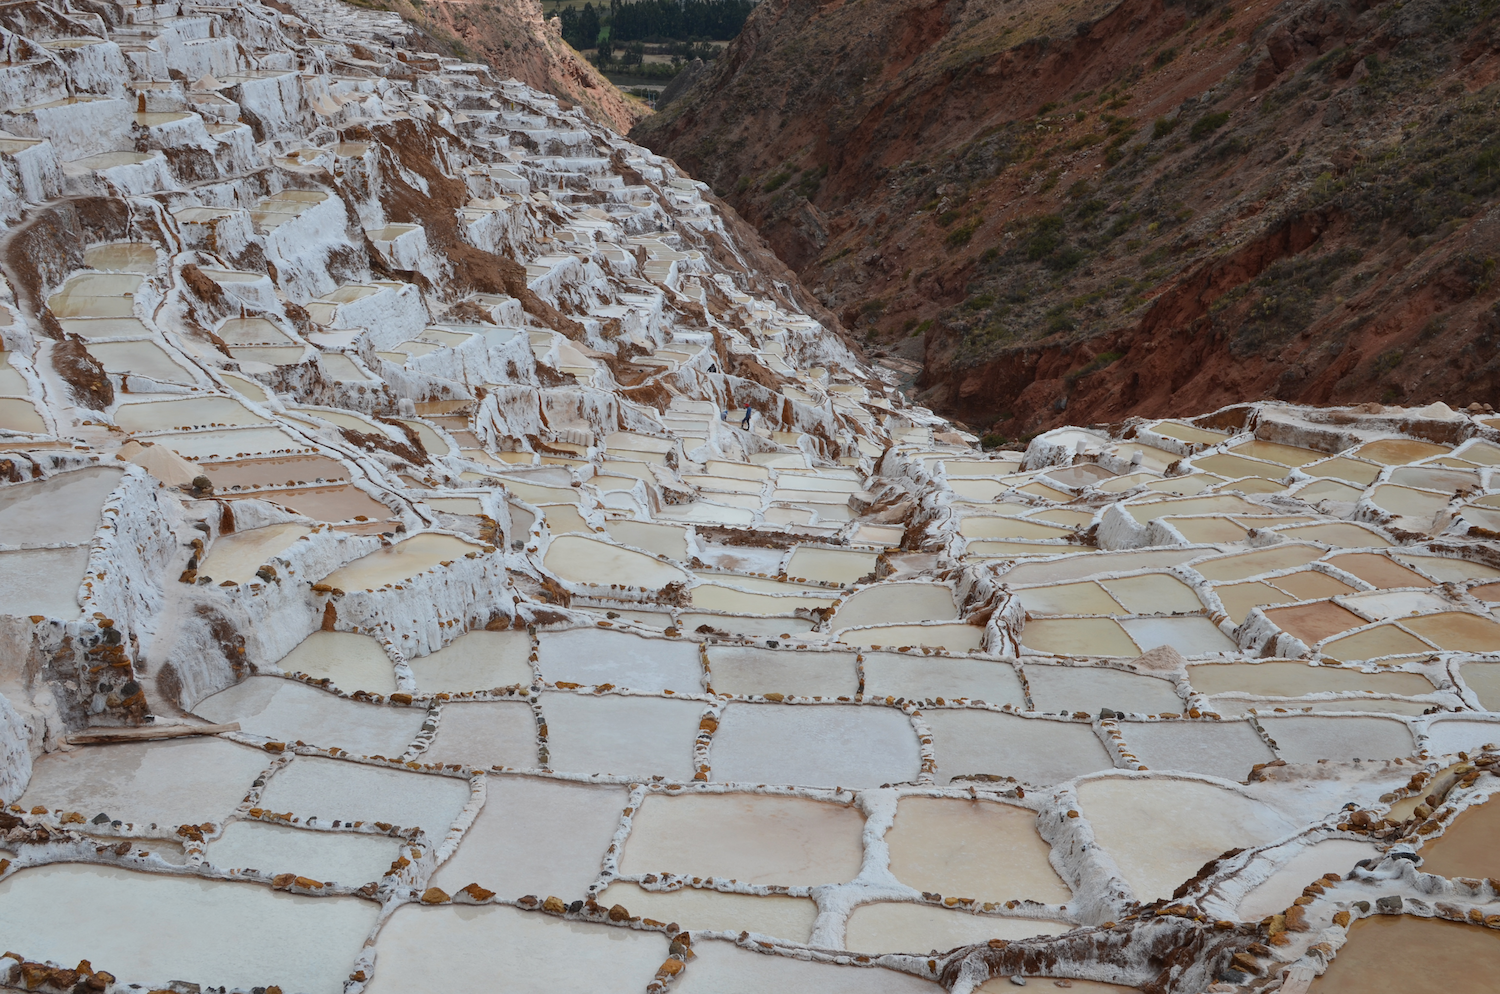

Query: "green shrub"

xmin=1189 ymin=111 xmax=1231 ymax=141
xmin=762 ymin=170 xmax=792 ymax=192
xmin=1152 ymin=116 xmax=1178 ymax=140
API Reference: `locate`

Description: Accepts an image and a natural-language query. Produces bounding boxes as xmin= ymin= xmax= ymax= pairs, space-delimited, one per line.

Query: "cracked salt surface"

xmin=0 ymin=1 xmax=1498 ymax=989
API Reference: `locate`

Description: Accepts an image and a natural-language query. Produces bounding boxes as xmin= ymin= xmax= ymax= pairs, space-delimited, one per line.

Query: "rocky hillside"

xmin=634 ymin=0 xmax=1500 ymax=439
xmin=329 ymin=0 xmax=648 ymax=131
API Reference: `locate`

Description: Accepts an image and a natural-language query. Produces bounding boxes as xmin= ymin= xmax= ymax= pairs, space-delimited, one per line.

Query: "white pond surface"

xmin=255 ymin=757 xmax=471 ymax=834
xmin=0 ymin=466 xmax=121 ymax=545
xmin=270 ymin=630 xmax=397 ymax=694
xmin=709 ymin=704 xmax=921 ymax=788
xmin=407 ymin=629 xmax=535 ymax=692
xmin=206 ymin=819 xmax=401 ymax=885
xmin=537 ymin=627 xmax=704 ymax=693
xmin=193 ymin=677 xmax=426 ymax=757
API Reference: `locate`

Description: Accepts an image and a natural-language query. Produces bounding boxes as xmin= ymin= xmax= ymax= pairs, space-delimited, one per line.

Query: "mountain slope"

xmin=633 ymin=0 xmax=1500 ymax=436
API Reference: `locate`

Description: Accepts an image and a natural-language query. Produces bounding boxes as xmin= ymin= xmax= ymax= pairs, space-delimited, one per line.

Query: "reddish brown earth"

xmin=364 ymin=0 xmax=648 ymax=131
xmin=633 ymin=0 xmax=1500 ymax=438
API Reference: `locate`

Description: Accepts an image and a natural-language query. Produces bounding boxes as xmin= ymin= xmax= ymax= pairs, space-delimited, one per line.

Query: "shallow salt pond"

xmin=924 ymin=711 xmax=1114 ymax=785
xmin=193 ymin=677 xmax=425 ymax=757
xmin=1269 ymin=569 xmax=1358 ymax=599
xmin=1189 ymin=545 xmax=1326 ymax=581
xmin=0 ymin=466 xmax=120 ymax=545
xmin=1018 ymin=580 xmax=1128 ymax=616
xmin=1077 ymin=777 xmax=1295 ymax=902
xmin=1415 ymin=797 xmax=1500 ymax=879
xmin=1234 ymin=838 xmax=1380 ymax=921
xmin=1403 ymin=611 xmax=1500 ymax=652
xmin=1392 ymin=552 xmax=1500 ymax=582
xmin=1353 ymin=438 xmax=1452 ymax=464
xmin=87 ymin=340 xmax=194 ymax=382
xmin=1423 ymin=718 xmax=1500 ymax=757
xmin=674 ymin=939 xmax=938 ymax=993
xmin=598 ymin=883 xmax=818 ymax=941
xmin=784 ymin=545 xmax=881 ymax=584
xmin=543 ymin=532 xmax=689 ymax=588
xmin=1321 ymin=622 xmax=1434 ymax=661
xmin=206 ymin=820 xmax=400 ymax=884
xmin=1214 ymin=581 xmax=1297 ymax=623
xmin=1256 ymin=714 xmax=1414 ymax=762
xmin=1025 ymin=665 xmax=1183 ymax=715
xmin=1000 ymin=549 xmax=1202 ymax=584
xmin=861 ymin=652 xmax=1026 ymax=705
xmin=321 ymin=532 xmax=481 ymax=590
xmin=115 ymin=395 xmax=268 ymax=432
xmin=256 ymin=756 xmax=470 ymax=834
xmin=1115 ymin=720 xmax=1273 ymax=781
xmin=706 ymin=644 xmax=858 ymax=697
xmin=1306 ymin=915 xmax=1500 ymax=994
xmin=406 ymin=629 xmax=533 ymax=692
xmin=364 ymin=903 xmax=666 ymax=994
xmin=255 ymin=484 xmax=393 ymax=523
xmin=1021 ymin=617 xmax=1140 ymax=657
xmin=1119 ymin=615 xmax=1236 ymax=655
xmin=604 ymin=518 xmax=690 ymax=559
xmin=960 ymin=515 xmax=1075 ymax=539
xmin=838 ymin=622 xmax=985 ymax=652
xmin=622 ymin=792 xmax=865 ymax=885
xmin=1185 ymin=662 xmax=1433 ymax=699
xmin=537 ymin=627 xmax=703 ymax=692
xmin=709 ymin=703 xmax=920 ymax=788
xmin=1460 ymin=661 xmax=1500 ymax=709
xmin=886 ymin=796 xmax=1071 ymax=904
xmin=677 ymin=612 xmax=816 ymax=638
xmin=199 ymin=453 xmax=350 ymax=489
xmin=830 ymin=581 xmax=958 ymax=629
xmin=421 ymin=701 xmax=537 ymax=768
xmin=539 ymin=692 xmax=702 ymax=779
xmin=845 ymin=903 xmax=1071 ymax=954
xmin=0 ymin=864 xmax=378 ymax=994
xmin=1275 ymin=521 xmax=1390 ymax=548
xmin=155 ymin=426 xmax=311 ymax=460
xmin=270 ymin=631 xmax=395 ymax=693
xmin=1262 ymin=602 xmax=1368 ymax=645
xmin=1100 ymin=573 xmax=1203 ymax=614
xmin=19 ymin=737 xmax=270 ymax=827
xmin=197 ymin=523 xmax=310 ymax=584
xmin=430 ymin=776 xmax=625 ymax=898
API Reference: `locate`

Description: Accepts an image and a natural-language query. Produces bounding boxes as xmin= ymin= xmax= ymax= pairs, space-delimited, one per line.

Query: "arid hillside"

xmin=351 ymin=0 xmax=649 ymax=131
xmin=634 ymin=0 xmax=1500 ymax=438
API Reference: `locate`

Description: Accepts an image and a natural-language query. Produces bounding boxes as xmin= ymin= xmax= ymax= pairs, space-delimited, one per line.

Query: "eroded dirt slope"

xmin=634 ymin=0 xmax=1500 ymax=437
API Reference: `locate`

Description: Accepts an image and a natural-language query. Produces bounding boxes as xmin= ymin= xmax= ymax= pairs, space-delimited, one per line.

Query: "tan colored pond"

xmin=1404 ymin=611 xmax=1500 ymax=652
xmin=272 ymin=631 xmax=395 ymax=693
xmin=1022 ymin=617 xmax=1139 ymax=656
xmin=198 ymin=523 xmax=310 ymax=585
xmin=845 ymin=903 xmax=1071 ymax=954
xmin=886 ymin=796 xmax=1071 ymax=904
xmin=1190 ymin=545 xmax=1326 ymax=581
xmin=543 ymin=533 xmax=689 ymax=588
xmin=1307 ymin=915 xmax=1500 ymax=994
xmin=1227 ymin=439 xmax=1326 ymax=466
xmin=1187 ymin=662 xmax=1433 ymax=699
xmin=839 ymin=622 xmax=985 ymax=652
xmin=1271 ymin=569 xmax=1358 ymax=599
xmin=1215 ymin=581 xmax=1296 ymax=623
xmin=1276 ymin=522 xmax=1390 ymax=548
xmin=1417 ymin=797 xmax=1500 ymax=879
xmin=0 ymin=466 xmax=121 ymax=545
xmin=322 ymin=532 xmax=482 ymax=590
xmin=253 ymin=484 xmax=392 ymax=523
xmin=1353 ymin=438 xmax=1452 ymax=464
xmin=831 ymin=582 xmax=958 ymax=629
xmin=785 ymin=545 xmax=881 ymax=585
xmin=199 ymin=454 xmax=350 ymax=489
xmin=1303 ymin=456 xmax=1381 ymax=485
xmin=1263 ymin=602 xmax=1368 ymax=645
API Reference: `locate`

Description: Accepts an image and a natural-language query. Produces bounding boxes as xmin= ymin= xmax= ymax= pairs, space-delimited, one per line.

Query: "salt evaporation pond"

xmin=1307 ymin=915 xmax=1500 ymax=993
xmin=597 ymin=882 xmax=819 ymax=941
xmin=206 ymin=819 xmax=402 ymax=884
xmin=321 ymin=532 xmax=481 ymax=589
xmin=407 ymin=629 xmax=534 ymax=692
xmin=886 ymin=796 xmax=1071 ymax=903
xmin=0 ymin=466 xmax=120 ymax=544
xmin=845 ymin=903 xmax=1071 ymax=953
xmin=543 ymin=532 xmax=690 ymax=588
xmin=197 ymin=522 xmax=311 ymax=584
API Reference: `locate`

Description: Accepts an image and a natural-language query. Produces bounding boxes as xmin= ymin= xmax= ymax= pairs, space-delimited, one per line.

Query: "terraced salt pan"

xmin=539 ymin=692 xmax=701 ymax=779
xmin=838 ymin=622 xmax=985 ymax=652
xmin=115 ymin=396 xmax=268 ymax=432
xmin=1460 ymin=662 xmax=1500 ymax=709
xmin=543 ymin=533 xmax=689 ymax=588
xmin=598 ymin=883 xmax=818 ymax=942
xmin=19 ymin=738 xmax=273 ymax=828
xmin=924 ymin=710 xmax=1114 ymax=785
xmin=706 ymin=644 xmax=858 ymax=697
xmin=430 ymin=777 xmax=625 ymax=898
xmin=604 ymin=518 xmax=690 ymax=559
xmin=1307 ymin=915 xmax=1500 ymax=994
xmin=406 ymin=629 xmax=533 ymax=692
xmin=193 ymin=677 xmax=425 ymax=757
xmin=784 ymin=545 xmax=880 ymax=584
xmin=1185 ymin=662 xmax=1433 ymax=699
xmin=692 ymin=583 xmax=838 ymax=615
xmin=861 ymin=652 xmax=1026 ymax=705
xmin=1189 ymin=545 xmax=1327 ymax=581
xmin=886 ymin=796 xmax=1071 ymax=903
xmin=270 ymin=631 xmax=396 ymax=694
xmin=1353 ymin=438 xmax=1451 ymax=464
xmin=200 ymin=454 xmax=350 ymax=489
xmin=1119 ymin=616 xmax=1236 ymax=655
xmin=0 ymin=396 xmax=43 ymax=432
xmin=1234 ymin=839 xmax=1381 ymax=921
xmin=0 ymin=466 xmax=121 ymax=545
xmin=622 ymin=792 xmax=865 ymax=884
xmin=1415 ymin=796 xmax=1500 ymax=878
xmin=538 ymin=627 xmax=703 ymax=692
xmin=1215 ymin=581 xmax=1297 ymax=623
xmin=1076 ymin=777 xmax=1296 ymax=902
xmin=1263 ymin=602 xmax=1369 ymax=645
xmin=420 ymin=701 xmax=537 ymax=768
xmin=206 ymin=820 xmax=400 ymax=884
xmin=678 ymin=612 xmax=816 ymax=638
xmin=87 ymin=340 xmax=194 ymax=382
xmin=1025 ymin=665 xmax=1183 ymax=715
xmin=829 ymin=581 xmax=958 ymax=630
xmin=364 ymin=904 xmax=667 ymax=994
xmin=1021 ymin=617 xmax=1140 ymax=656
xmin=256 ymin=757 xmax=470 ymax=834
xmin=1000 ymin=549 xmax=1203 ymax=584
xmin=1100 ymin=573 xmax=1203 ymax=614
xmin=1403 ymin=611 xmax=1500 ymax=651
xmin=0 ymin=864 xmax=378 ymax=994
xmin=255 ymin=484 xmax=393 ymax=523
xmin=1115 ymin=720 xmax=1274 ymax=781
xmin=710 ymin=704 xmax=921 ymax=788
xmin=1271 ymin=569 xmax=1358 ymax=598
xmin=198 ymin=523 xmax=311 ymax=584
xmin=845 ymin=903 xmax=1072 ymax=954
xmin=154 ymin=427 xmax=311 ymax=460
xmin=1256 ymin=715 xmax=1414 ymax=762
xmin=673 ymin=939 xmax=938 ymax=994
xmin=322 ymin=533 xmax=480 ymax=590
xmin=1423 ymin=718 xmax=1500 ymax=757
xmin=960 ymin=516 xmax=1074 ymax=539
xmin=1321 ymin=623 xmax=1434 ymax=661
xmin=1393 ymin=553 xmax=1500 ymax=582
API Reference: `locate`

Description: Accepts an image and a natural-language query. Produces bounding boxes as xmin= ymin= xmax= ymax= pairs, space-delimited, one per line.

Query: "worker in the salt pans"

xmin=741 ymin=403 xmax=753 ymax=430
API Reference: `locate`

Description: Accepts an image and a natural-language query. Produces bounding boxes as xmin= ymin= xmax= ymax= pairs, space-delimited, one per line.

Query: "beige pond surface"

xmin=537 ymin=627 xmax=703 ymax=693
xmin=1321 ymin=623 xmax=1434 ymax=661
xmin=407 ymin=629 xmax=533 ymax=693
xmin=1000 ymin=550 xmax=1203 ymax=584
xmin=544 ymin=533 xmax=689 ymax=588
xmin=707 ymin=644 xmax=858 ymax=698
xmin=845 ymin=903 xmax=1072 ymax=954
xmin=1190 ymin=545 xmax=1326 ymax=581
xmin=1393 ymin=553 xmax=1500 ymax=582
xmin=1235 ymin=839 xmax=1380 ymax=921
xmin=1101 ymin=573 xmax=1203 ymax=614
xmin=961 ymin=515 xmax=1075 ymax=539
xmin=199 ymin=453 xmax=350 ymax=488
xmin=270 ymin=631 xmax=395 ymax=693
xmin=155 ymin=427 xmax=310 ymax=461
xmin=0 ymin=466 xmax=121 ymax=545
xmin=0 ymin=395 xmax=44 ymax=432
xmin=1416 ymin=797 xmax=1500 ymax=879
xmin=86 ymin=339 xmax=193 ymax=382
xmin=1307 ymin=915 xmax=1500 ymax=994
xmin=839 ymin=622 xmax=985 ymax=652
xmin=205 ymin=820 xmax=400 ymax=885
xmin=1026 ymin=665 xmax=1183 ymax=715
xmin=1022 ymin=617 xmax=1140 ymax=657
xmin=598 ymin=883 xmax=818 ymax=942
xmin=256 ymin=756 xmax=471 ymax=834
xmin=710 ymin=704 xmax=921 ymax=788
xmin=1257 ymin=715 xmax=1414 ymax=762
xmin=421 ymin=701 xmax=537 ymax=768
xmin=1460 ymin=662 xmax=1500 ymax=710
xmin=924 ymin=711 xmax=1114 ymax=785
xmin=1227 ymin=439 xmax=1326 ymax=467
xmin=1353 ymin=438 xmax=1452 ymax=464
xmin=1324 ymin=552 xmax=1434 ymax=589
xmin=430 ymin=777 xmax=625 ymax=899
xmin=322 ymin=532 xmax=481 ymax=589
xmin=830 ymin=581 xmax=958 ymax=629
xmin=1017 ymin=581 xmax=1126 ymax=617
xmin=364 ymin=903 xmax=666 ymax=994
xmin=0 ymin=546 xmax=91 ymax=618
xmin=0 ymin=864 xmax=378 ymax=994
xmin=1215 ymin=581 xmax=1297 ymax=623
xmin=605 ymin=518 xmax=690 ymax=559
xmin=255 ymin=485 xmax=393 ymax=523
xmin=19 ymin=737 xmax=270 ymax=827
xmin=198 ymin=523 xmax=310 ymax=584
xmin=1403 ymin=611 xmax=1500 ymax=652
xmin=193 ymin=677 xmax=425 ymax=757
xmin=886 ymin=796 xmax=1071 ymax=904
xmin=1116 ymin=719 xmax=1274 ymax=781
xmin=1263 ymin=602 xmax=1368 ymax=645
xmin=115 ymin=396 xmax=268 ymax=432
xmin=784 ymin=545 xmax=881 ymax=585
xmin=540 ymin=692 xmax=702 ymax=780
xmin=1187 ymin=662 xmax=1432 ymax=699
xmin=673 ymin=939 xmax=938 ymax=994
xmin=1077 ymin=777 xmax=1295 ymax=902
xmin=623 ymin=792 xmax=864 ymax=885
xmin=862 ymin=652 xmax=1026 ymax=706
xmin=1270 ymin=569 xmax=1358 ymax=599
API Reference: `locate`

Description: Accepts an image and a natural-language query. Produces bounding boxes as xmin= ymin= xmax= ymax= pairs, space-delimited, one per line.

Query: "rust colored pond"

xmin=1308 ymin=915 xmax=1500 ymax=994
xmin=1417 ymin=798 xmax=1500 ymax=880
xmin=251 ymin=485 xmax=392 ymax=522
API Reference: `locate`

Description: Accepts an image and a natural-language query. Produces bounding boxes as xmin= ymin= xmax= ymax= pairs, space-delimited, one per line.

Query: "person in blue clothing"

xmin=741 ymin=403 xmax=752 ymax=430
